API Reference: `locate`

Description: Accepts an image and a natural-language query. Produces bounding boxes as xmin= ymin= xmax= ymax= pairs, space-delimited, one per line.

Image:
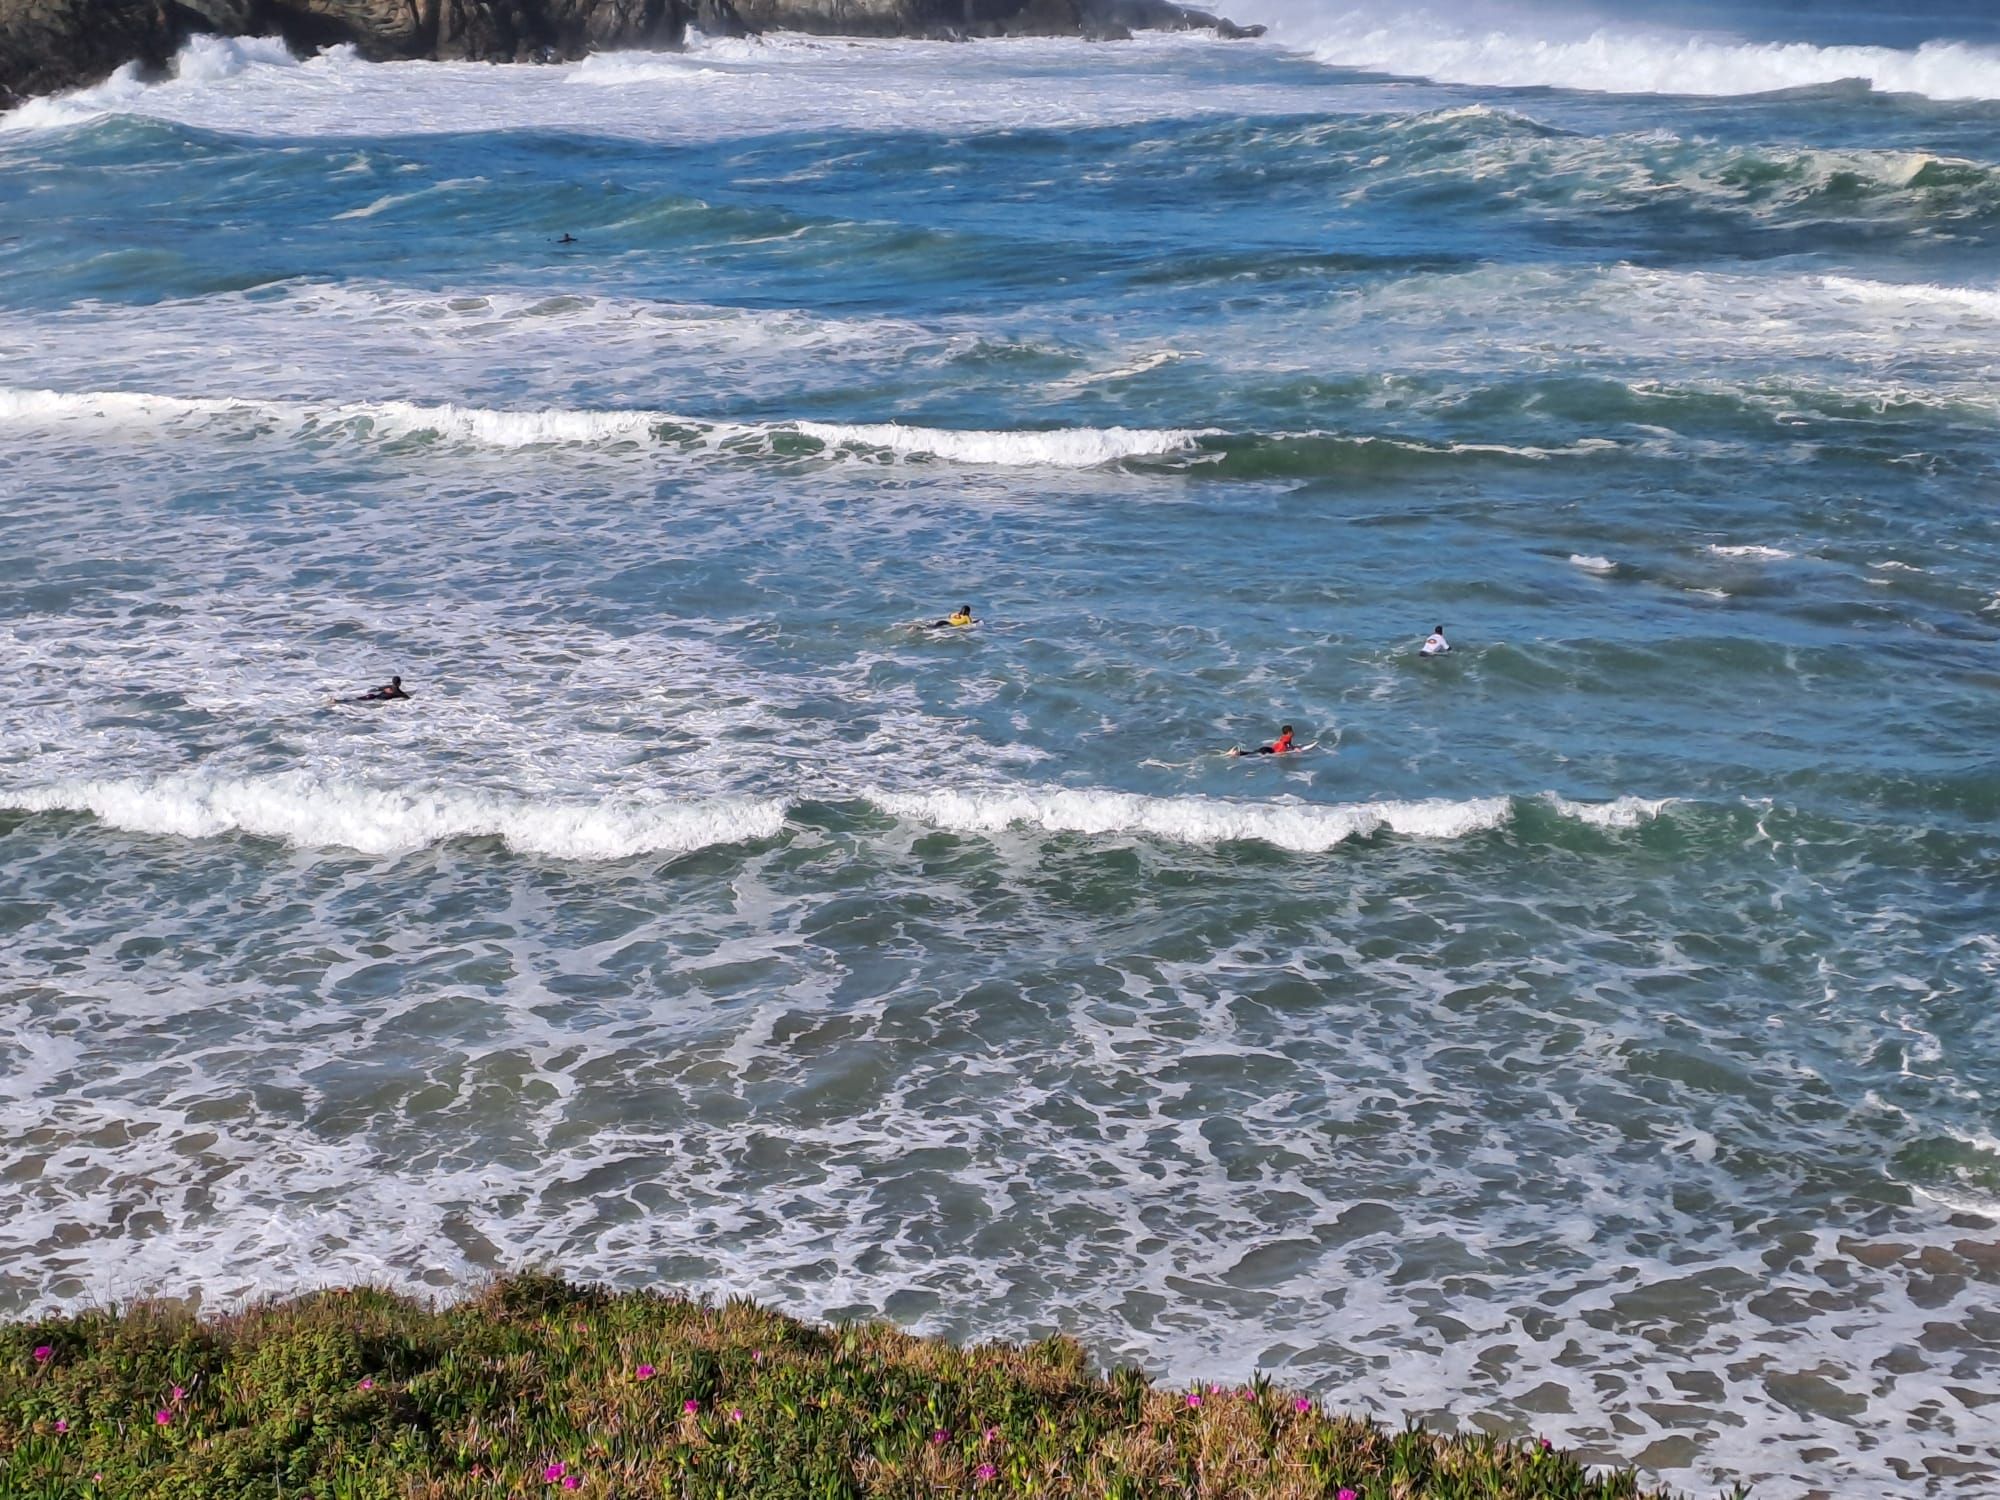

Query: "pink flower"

xmin=983 ymin=1426 xmax=1000 ymax=1442
xmin=32 ymin=1345 xmax=52 ymax=1363
xmin=1294 ymin=1397 xmax=1312 ymax=1413
xmin=358 ymin=1378 xmax=374 ymax=1392
xmin=544 ymin=1462 xmax=566 ymax=1481
xmin=54 ymin=1419 xmax=69 ymax=1433
xmin=977 ymin=1463 xmax=998 ymax=1480
xmin=634 ymin=1365 xmax=655 ymax=1381
xmin=1539 ymin=1438 xmax=1553 ymax=1451
xmin=154 ymin=1410 xmax=173 ymax=1426
xmin=752 ymin=1350 xmax=764 ymax=1363
xmin=562 ymin=1480 xmax=580 ymax=1492
xmin=682 ymin=1399 xmax=700 ymax=1414
xmin=170 ymin=1386 xmax=186 ymax=1404
xmin=1208 ymin=1383 xmax=1222 ymax=1394
xmin=1186 ymin=1393 xmax=1201 ymax=1409
xmin=729 ymin=1408 xmax=744 ymax=1423
xmin=931 ymin=1428 xmax=950 ymax=1445
xmin=1337 ymin=1490 xmax=1358 ymax=1500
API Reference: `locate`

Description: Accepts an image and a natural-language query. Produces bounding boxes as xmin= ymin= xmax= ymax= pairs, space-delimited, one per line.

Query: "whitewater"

xmin=4 ymin=4 xmax=2000 ymax=1497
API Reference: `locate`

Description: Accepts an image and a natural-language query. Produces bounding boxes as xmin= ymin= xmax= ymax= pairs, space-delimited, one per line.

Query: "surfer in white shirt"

xmin=1421 ymin=625 xmax=1450 ymax=656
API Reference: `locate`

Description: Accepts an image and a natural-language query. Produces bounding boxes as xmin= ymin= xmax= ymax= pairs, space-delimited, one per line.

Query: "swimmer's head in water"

xmin=1435 ymin=625 xmax=1445 ymax=634
xmin=1280 ymin=724 xmax=1293 ymax=735
xmin=391 ymin=676 xmax=402 ymax=687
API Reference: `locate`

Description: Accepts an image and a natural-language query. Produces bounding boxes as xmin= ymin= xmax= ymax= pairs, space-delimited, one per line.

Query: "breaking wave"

xmin=0 ymin=34 xmax=300 ymax=132
xmin=867 ymin=786 xmax=1670 ymax=851
xmin=6 ymin=774 xmax=791 ymax=860
xmin=0 ymin=387 xmax=1205 ymax=470
xmin=5 ymin=776 xmax=1674 ymax=858
xmin=1287 ymin=12 xmax=2000 ymax=101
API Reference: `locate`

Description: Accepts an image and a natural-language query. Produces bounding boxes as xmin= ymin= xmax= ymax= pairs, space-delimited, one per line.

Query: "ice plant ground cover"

xmin=0 ymin=1274 xmax=1728 ymax=1498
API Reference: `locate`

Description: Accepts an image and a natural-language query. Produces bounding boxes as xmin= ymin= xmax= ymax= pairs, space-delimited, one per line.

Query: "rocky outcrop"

xmin=0 ymin=0 xmax=1262 ymax=106
xmin=725 ymin=0 xmax=1261 ymax=41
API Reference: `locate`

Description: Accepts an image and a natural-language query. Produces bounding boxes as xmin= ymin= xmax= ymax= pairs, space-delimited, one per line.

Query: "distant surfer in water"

xmin=928 ymin=605 xmax=976 ymax=629
xmin=557 ymin=233 xmax=578 ymax=244
xmin=1421 ymin=624 xmax=1450 ymax=656
xmin=354 ymin=675 xmax=410 ymax=702
xmin=1230 ymin=723 xmax=1295 ymax=757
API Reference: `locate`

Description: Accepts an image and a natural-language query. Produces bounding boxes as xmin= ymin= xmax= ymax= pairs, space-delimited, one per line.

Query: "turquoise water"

xmin=3 ymin=9 xmax=1999 ymax=1494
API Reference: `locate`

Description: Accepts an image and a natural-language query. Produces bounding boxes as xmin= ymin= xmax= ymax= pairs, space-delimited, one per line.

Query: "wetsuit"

xmin=356 ymin=683 xmax=410 ymax=701
xmin=1253 ymin=730 xmax=1296 ymax=756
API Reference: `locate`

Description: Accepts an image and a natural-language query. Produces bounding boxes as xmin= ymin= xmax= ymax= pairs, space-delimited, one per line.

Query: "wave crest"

xmin=868 ymin=787 xmax=1666 ymax=851
xmin=6 ymin=774 xmax=789 ymax=860
xmin=4 ymin=778 xmax=1674 ymax=858
xmin=0 ymin=387 xmax=1204 ymax=470
xmin=1297 ymin=17 xmax=2000 ymax=101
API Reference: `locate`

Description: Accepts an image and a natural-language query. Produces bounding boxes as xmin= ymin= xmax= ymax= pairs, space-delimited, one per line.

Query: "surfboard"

xmin=1225 ymin=740 xmax=1321 ymax=759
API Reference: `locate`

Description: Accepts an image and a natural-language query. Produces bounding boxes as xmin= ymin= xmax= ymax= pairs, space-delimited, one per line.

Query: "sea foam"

xmin=6 ymin=774 xmax=789 ymax=860
xmin=1293 ymin=14 xmax=2000 ymax=101
xmin=7 ymin=778 xmax=1672 ymax=858
xmin=869 ymin=787 xmax=1666 ymax=851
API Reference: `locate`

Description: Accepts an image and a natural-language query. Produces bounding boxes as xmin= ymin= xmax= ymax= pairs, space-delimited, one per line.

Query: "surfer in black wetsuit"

xmin=557 ymin=233 xmax=578 ymax=245
xmin=355 ymin=675 xmax=410 ymax=702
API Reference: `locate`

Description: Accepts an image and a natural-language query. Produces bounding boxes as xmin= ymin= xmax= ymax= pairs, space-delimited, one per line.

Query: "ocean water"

xmin=4 ymin=4 xmax=2000 ymax=1494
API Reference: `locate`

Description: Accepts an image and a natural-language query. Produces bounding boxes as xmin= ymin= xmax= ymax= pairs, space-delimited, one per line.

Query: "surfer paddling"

xmin=353 ymin=675 xmax=410 ymax=702
xmin=1421 ymin=624 xmax=1450 ymax=656
xmin=1230 ymin=723 xmax=1296 ymax=757
xmin=927 ymin=605 xmax=977 ymax=629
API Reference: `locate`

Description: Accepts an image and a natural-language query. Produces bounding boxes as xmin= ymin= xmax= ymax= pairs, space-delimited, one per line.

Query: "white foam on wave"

xmin=1707 ymin=545 xmax=1793 ymax=561
xmin=0 ymin=386 xmax=1202 ymax=469
xmin=792 ymin=419 xmax=1206 ymax=468
xmin=8 ymin=775 xmax=1676 ymax=857
xmin=6 ymin=773 xmax=788 ymax=859
xmin=0 ymin=282 xmax=966 ymax=413
xmin=1819 ymin=276 xmax=2000 ymax=320
xmin=870 ymin=786 xmax=1668 ymax=851
xmin=1278 ymin=8 xmax=2000 ymax=101
xmin=1546 ymin=794 xmax=1671 ymax=830
xmin=0 ymin=34 xmax=299 ymax=132
xmin=1570 ymin=553 xmax=1617 ymax=573
xmin=1046 ymin=349 xmax=1189 ymax=391
xmin=0 ymin=30 xmax=1321 ymax=142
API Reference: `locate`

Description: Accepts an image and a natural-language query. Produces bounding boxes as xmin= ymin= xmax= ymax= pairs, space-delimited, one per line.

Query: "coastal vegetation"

xmin=2 ymin=1274 xmax=1720 ymax=1498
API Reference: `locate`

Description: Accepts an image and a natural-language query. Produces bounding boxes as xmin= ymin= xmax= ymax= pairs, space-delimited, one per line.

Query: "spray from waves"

xmin=0 ymin=35 xmax=300 ymax=131
xmin=0 ymin=387 xmax=1206 ymax=470
xmin=5 ymin=775 xmax=1675 ymax=858
xmin=1265 ymin=5 xmax=2000 ymax=100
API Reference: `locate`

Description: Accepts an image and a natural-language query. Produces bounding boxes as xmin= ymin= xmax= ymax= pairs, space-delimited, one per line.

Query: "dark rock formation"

xmin=725 ymin=0 xmax=1260 ymax=42
xmin=0 ymin=0 xmax=1261 ymax=107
